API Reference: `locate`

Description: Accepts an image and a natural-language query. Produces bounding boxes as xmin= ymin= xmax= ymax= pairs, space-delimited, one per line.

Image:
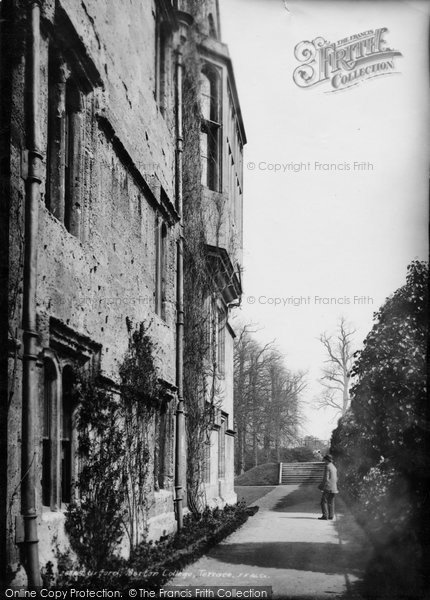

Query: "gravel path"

xmin=235 ymin=485 xmax=276 ymax=506
xmin=169 ymin=485 xmax=371 ymax=599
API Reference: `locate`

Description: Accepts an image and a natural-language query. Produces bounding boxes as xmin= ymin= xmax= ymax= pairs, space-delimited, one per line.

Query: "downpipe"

xmin=21 ymin=0 xmax=43 ymax=586
xmin=174 ymin=37 xmax=185 ymax=532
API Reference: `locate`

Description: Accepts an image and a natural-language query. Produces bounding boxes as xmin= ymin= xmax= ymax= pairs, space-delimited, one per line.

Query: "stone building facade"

xmin=1 ymin=0 xmax=245 ymax=585
xmin=196 ymin=2 xmax=245 ymax=506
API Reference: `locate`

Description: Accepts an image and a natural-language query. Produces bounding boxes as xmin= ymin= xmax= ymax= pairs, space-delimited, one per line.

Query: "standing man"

xmin=318 ymin=454 xmax=338 ymax=520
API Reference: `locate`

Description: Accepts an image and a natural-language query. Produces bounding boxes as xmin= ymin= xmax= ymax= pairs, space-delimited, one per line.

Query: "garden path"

xmin=169 ymin=485 xmax=372 ymax=599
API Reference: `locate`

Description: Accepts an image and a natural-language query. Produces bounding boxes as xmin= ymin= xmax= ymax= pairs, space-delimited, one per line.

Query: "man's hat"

xmin=323 ymin=454 xmax=333 ymax=462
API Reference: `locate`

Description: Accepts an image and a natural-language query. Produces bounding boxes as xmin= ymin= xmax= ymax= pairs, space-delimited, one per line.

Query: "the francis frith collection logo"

xmin=293 ymin=28 xmax=402 ymax=92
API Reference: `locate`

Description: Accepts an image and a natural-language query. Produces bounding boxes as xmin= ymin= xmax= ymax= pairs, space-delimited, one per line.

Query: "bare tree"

xmin=233 ymin=324 xmax=261 ymax=474
xmin=316 ymin=317 xmax=356 ymax=417
xmin=234 ymin=322 xmax=307 ymax=473
xmin=267 ymin=361 xmax=307 ymax=462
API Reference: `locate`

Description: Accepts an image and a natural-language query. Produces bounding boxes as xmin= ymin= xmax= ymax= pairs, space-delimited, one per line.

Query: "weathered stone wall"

xmin=6 ymin=0 xmax=179 ymax=578
xmin=5 ymin=0 xmax=245 ymax=581
xmin=202 ymin=325 xmax=236 ymax=507
xmin=197 ymin=2 xmax=244 ymax=510
xmin=36 ymin=128 xmax=177 ymax=383
xmin=33 ymin=0 xmax=178 ymax=382
xmin=44 ymin=0 xmax=177 ymax=201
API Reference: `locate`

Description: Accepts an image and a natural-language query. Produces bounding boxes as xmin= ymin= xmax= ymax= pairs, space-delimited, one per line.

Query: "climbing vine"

xmin=65 ymin=381 xmax=125 ymax=571
xmin=181 ymin=14 xmax=223 ymax=515
xmin=65 ymin=322 xmax=162 ymax=569
xmin=119 ymin=323 xmax=162 ymax=549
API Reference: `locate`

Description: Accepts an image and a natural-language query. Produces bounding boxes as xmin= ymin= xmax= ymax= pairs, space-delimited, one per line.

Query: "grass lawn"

xmin=235 ymin=485 xmax=276 ymax=506
xmin=234 ymin=462 xmax=279 ymax=486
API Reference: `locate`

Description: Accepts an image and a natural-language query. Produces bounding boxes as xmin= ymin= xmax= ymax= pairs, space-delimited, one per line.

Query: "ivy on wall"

xmin=181 ymin=17 xmax=224 ymax=515
xmin=65 ymin=323 xmax=162 ymax=569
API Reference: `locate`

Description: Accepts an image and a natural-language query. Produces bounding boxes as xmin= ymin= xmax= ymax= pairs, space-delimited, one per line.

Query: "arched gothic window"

xmin=61 ymin=365 xmax=75 ymax=503
xmin=42 ymin=359 xmax=57 ymax=507
xmin=200 ymin=64 xmax=222 ymax=191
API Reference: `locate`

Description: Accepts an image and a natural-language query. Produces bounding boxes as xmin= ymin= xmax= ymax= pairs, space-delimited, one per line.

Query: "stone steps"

xmin=279 ymin=461 xmax=325 ymax=486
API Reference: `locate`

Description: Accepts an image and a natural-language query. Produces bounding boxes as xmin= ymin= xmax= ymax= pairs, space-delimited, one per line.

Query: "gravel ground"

xmin=235 ymin=485 xmax=276 ymax=506
xmin=169 ymin=485 xmax=371 ymax=599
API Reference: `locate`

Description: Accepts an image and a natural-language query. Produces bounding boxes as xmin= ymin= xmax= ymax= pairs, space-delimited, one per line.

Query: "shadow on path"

xmin=272 ymin=485 xmax=322 ymax=513
xmin=235 ymin=485 xmax=276 ymax=506
xmin=206 ymin=541 xmax=366 ymax=576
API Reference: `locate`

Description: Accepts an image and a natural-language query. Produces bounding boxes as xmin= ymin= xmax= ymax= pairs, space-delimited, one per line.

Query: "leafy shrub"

xmin=331 ymin=260 xmax=429 ymax=599
xmin=65 ymin=383 xmax=126 ymax=571
xmin=57 ymin=502 xmax=252 ymax=592
xmin=65 ymin=324 xmax=162 ymax=569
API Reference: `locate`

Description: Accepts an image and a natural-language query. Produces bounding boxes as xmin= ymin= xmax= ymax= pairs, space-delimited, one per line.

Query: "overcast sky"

xmin=220 ymin=0 xmax=429 ymax=440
